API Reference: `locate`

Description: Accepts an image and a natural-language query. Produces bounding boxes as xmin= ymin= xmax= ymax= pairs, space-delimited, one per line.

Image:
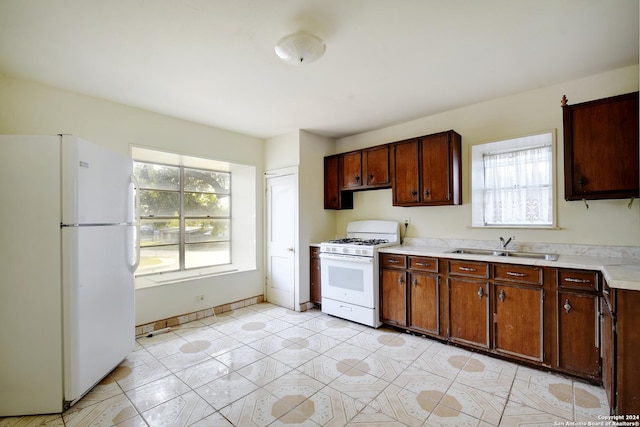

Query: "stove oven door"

xmin=320 ymin=253 xmax=375 ymax=307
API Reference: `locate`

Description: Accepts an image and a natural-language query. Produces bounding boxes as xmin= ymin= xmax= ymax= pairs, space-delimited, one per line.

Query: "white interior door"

xmin=265 ymin=172 xmax=297 ymax=310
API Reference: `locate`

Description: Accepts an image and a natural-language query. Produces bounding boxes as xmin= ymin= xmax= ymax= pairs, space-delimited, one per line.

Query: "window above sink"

xmin=470 ymin=131 xmax=557 ymax=229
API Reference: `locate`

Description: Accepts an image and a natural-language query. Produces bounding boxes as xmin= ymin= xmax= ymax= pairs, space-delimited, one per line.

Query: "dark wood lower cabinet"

xmin=557 ymin=291 xmax=600 ymax=379
xmin=376 ymin=253 xmax=640 ymax=415
xmin=611 ymin=289 xmax=640 ymax=415
xmin=494 ymin=284 xmax=543 ymax=362
xmin=309 ymin=247 xmax=321 ymax=305
xmin=409 ymin=271 xmax=439 ymax=335
xmin=448 ymin=278 xmax=490 ymax=349
xmin=601 ymin=298 xmax=614 ymax=411
xmin=380 ymin=268 xmax=407 ymax=327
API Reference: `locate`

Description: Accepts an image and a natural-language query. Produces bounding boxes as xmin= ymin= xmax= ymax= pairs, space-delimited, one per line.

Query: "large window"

xmin=134 ymin=161 xmax=231 ymax=275
xmin=471 ymin=131 xmax=556 ymax=228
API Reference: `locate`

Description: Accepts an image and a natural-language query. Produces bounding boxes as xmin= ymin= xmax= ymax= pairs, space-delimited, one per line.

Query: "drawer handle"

xmin=460 ymin=266 xmax=477 ymax=272
xmin=477 ymin=287 xmax=484 ymax=299
xmin=506 ymin=271 xmax=526 ymax=277
xmin=603 ymin=289 xmax=610 ymax=296
xmin=416 ymin=262 xmax=430 ymax=267
xmin=563 ymin=299 xmax=572 ymax=313
xmin=387 ymin=259 xmax=399 ymax=264
xmin=564 ymin=278 xmax=591 ymax=284
xmin=499 ymin=289 xmax=506 ymax=302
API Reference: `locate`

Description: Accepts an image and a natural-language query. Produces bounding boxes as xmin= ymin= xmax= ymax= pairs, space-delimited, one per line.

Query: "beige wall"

xmin=335 ymin=65 xmax=640 ymax=247
xmin=0 ymin=74 xmax=265 ymax=325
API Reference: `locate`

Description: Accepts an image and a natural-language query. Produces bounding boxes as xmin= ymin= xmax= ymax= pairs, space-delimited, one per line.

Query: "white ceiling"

xmin=0 ymin=0 xmax=637 ymax=139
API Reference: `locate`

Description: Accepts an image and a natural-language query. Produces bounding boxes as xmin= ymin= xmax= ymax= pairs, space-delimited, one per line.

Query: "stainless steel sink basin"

xmin=501 ymin=251 xmax=559 ymax=261
xmin=446 ymin=248 xmax=558 ymax=261
xmin=446 ymin=248 xmax=505 ymax=256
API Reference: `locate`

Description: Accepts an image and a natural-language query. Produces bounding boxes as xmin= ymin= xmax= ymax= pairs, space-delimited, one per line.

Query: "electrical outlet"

xmin=403 ymin=217 xmax=410 ymax=225
xmin=196 ymin=295 xmax=205 ymax=302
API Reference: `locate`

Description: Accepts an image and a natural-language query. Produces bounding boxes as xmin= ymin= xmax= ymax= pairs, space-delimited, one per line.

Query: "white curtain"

xmin=483 ymin=145 xmax=552 ymax=226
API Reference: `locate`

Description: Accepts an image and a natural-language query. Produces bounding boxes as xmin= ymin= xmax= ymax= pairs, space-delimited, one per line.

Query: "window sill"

xmin=135 ymin=265 xmax=254 ymax=289
xmin=467 ymin=225 xmax=561 ymax=230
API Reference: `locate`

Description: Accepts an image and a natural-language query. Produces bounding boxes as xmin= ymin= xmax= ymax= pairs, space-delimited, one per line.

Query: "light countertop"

xmin=380 ymin=244 xmax=640 ymax=292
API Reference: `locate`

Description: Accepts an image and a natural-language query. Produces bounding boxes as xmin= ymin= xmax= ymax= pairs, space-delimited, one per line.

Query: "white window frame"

xmin=471 ymin=130 xmax=557 ymax=229
xmin=131 ymin=146 xmax=257 ymax=288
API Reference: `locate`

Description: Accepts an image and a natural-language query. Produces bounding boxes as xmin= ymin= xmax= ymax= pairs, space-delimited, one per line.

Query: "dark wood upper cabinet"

xmin=562 ymin=92 xmax=639 ymax=200
xmin=324 ymin=154 xmax=353 ymax=210
xmin=340 ymin=150 xmax=363 ymax=190
xmin=365 ymin=145 xmax=391 ymax=187
xmin=340 ymin=145 xmax=391 ymax=191
xmin=392 ymin=130 xmax=462 ymax=206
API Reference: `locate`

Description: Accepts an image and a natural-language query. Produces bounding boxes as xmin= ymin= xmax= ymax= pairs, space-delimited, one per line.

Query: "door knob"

xmin=287 ymin=247 xmax=294 ymax=252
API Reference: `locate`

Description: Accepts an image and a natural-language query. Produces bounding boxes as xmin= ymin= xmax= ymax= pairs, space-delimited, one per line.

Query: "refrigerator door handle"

xmin=129 ymin=174 xmax=141 ymax=273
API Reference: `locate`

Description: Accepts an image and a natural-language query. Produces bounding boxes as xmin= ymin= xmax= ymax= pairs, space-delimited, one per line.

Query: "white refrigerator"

xmin=0 ymin=134 xmax=137 ymax=416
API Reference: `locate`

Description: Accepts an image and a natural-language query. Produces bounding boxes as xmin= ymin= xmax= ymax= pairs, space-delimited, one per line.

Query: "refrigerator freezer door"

xmin=0 ymin=135 xmax=64 ymax=416
xmin=61 ymin=136 xmax=134 ymax=225
xmin=62 ymin=225 xmax=135 ymax=402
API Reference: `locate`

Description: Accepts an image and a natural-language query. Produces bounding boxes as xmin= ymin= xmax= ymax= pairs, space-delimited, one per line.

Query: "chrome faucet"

xmin=500 ymin=236 xmax=515 ymax=249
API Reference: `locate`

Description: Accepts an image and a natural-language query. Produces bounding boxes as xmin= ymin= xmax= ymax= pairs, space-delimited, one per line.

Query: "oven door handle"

xmin=320 ymin=253 xmax=373 ymax=264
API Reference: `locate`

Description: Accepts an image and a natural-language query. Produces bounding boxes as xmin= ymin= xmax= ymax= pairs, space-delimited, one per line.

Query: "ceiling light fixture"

xmin=274 ymin=32 xmax=326 ymax=65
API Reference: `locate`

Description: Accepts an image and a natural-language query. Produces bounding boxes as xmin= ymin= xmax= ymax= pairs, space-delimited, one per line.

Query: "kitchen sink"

xmin=446 ymin=248 xmax=558 ymax=261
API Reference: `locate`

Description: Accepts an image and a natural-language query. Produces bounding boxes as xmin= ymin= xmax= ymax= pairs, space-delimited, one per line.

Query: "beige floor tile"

xmin=264 ymin=371 xmax=325 ymax=400
xmin=214 ymin=345 xmax=267 ymax=370
xmin=140 ymin=390 xmax=214 ymax=427
xmin=297 ymin=354 xmax=356 ymax=385
xmin=0 ymin=414 xmax=66 ymax=426
xmin=366 ymin=383 xmax=433 ymax=427
xmin=62 ymin=393 xmax=139 ymax=427
xmin=196 ymin=372 xmax=260 ymax=410
xmin=573 ymin=380 xmax=610 ymax=421
xmin=500 ymin=399 xmax=572 ymax=426
xmin=322 ymin=341 xmax=374 ymax=364
xmin=424 ymin=402 xmax=494 ymax=427
xmin=175 ymin=358 xmax=231 ymax=389
xmin=189 ymin=411 xmax=234 ymax=426
xmin=327 ymin=366 xmax=390 ymax=407
xmin=303 ymin=385 xmax=367 ymax=427
xmin=248 ymin=334 xmax=295 ymax=355
xmin=454 ymin=352 xmax=517 ymax=396
xmin=112 ymin=349 xmax=172 ymax=392
xmin=158 ymin=348 xmax=213 ymax=373
xmin=218 ymin=388 xmax=280 ymax=426
xmin=237 ymin=356 xmax=294 ymax=387
xmin=271 ymin=344 xmax=321 ymax=369
xmin=441 ymin=381 xmax=507 ymax=425
xmin=124 ymin=374 xmax=191 ymax=412
xmin=509 ymin=375 xmax=575 ymax=421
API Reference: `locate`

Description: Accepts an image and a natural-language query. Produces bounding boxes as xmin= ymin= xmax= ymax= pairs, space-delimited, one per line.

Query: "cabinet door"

xmin=310 ymin=248 xmax=321 ymax=305
xmin=392 ymin=139 xmax=420 ymax=205
xmin=365 ymin=145 xmax=390 ymax=187
xmin=601 ymin=298 xmax=615 ymax=410
xmin=324 ymin=155 xmax=353 ymax=210
xmin=494 ymin=284 xmax=543 ymax=361
xmin=380 ymin=268 xmax=407 ymax=327
xmin=557 ymin=292 xmax=600 ymax=378
xmin=409 ymin=272 xmax=439 ymax=335
xmin=341 ymin=151 xmax=362 ymax=189
xmin=420 ymin=133 xmax=451 ymax=204
xmin=448 ymin=278 xmax=490 ymax=349
xmin=563 ymin=92 xmax=639 ymax=200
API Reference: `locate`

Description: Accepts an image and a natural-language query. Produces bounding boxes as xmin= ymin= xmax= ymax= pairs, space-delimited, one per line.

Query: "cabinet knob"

xmin=412 ymin=278 xmax=418 ymax=288
xmin=410 ymin=189 xmax=418 ymax=198
xmin=477 ymin=287 xmax=484 ymax=299
xmin=398 ymin=276 xmax=404 ymax=285
xmin=369 ymin=173 xmax=374 ymax=181
xmin=355 ymin=175 xmax=360 ymax=182
xmin=424 ymin=188 xmax=430 ymax=198
xmin=499 ymin=289 xmax=506 ymax=302
xmin=563 ymin=299 xmax=572 ymax=313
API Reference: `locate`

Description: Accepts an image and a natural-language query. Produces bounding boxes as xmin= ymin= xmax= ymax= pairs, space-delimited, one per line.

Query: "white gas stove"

xmin=320 ymin=220 xmax=399 ymax=327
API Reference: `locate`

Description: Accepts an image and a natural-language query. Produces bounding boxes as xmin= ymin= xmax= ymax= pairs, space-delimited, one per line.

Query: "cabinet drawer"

xmin=380 ymin=254 xmax=407 ymax=269
xmin=558 ymin=270 xmax=599 ymax=291
xmin=409 ymin=256 xmax=438 ymax=273
xmin=448 ymin=260 xmax=489 ymax=278
xmin=493 ymin=264 xmax=542 ymax=285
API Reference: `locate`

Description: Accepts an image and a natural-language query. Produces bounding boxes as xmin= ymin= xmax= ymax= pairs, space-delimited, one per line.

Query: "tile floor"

xmin=0 ymin=303 xmax=609 ymax=426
